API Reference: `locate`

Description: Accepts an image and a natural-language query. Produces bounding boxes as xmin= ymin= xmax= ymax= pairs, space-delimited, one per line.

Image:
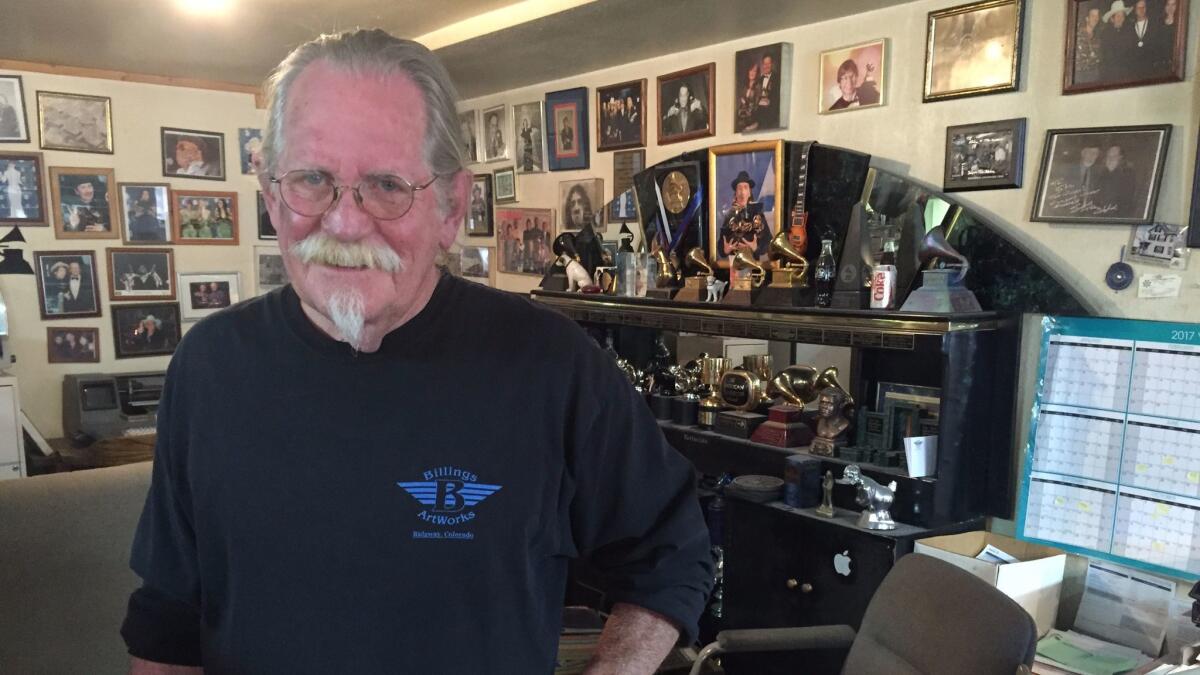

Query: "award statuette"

xmin=899 ymin=224 xmax=982 ymax=313
xmin=754 ymin=230 xmax=810 ymax=307
xmin=697 ymin=357 xmax=732 ymax=429
xmin=752 ymin=365 xmax=818 ymax=447
xmin=722 ymin=249 xmax=765 ymax=305
xmin=816 ymin=470 xmax=836 ymax=518
xmin=675 ymin=247 xmax=713 ymax=303
xmin=741 ymin=354 xmax=774 ymax=407
xmin=717 ymin=368 xmax=768 ymax=412
xmin=838 ymin=465 xmax=897 ymax=531
xmin=832 ymin=168 xmax=877 ymax=309
xmin=647 ymin=248 xmax=680 ymax=299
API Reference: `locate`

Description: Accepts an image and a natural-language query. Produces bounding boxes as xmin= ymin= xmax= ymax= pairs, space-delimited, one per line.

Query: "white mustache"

xmin=289 ymin=233 xmax=403 ymax=273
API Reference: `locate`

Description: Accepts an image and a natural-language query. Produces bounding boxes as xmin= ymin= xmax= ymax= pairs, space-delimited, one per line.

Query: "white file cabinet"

xmin=0 ymin=376 xmax=24 ymax=480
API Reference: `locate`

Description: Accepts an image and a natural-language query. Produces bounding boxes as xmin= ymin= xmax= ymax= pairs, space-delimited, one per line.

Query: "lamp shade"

xmin=0 ymin=249 xmax=34 ymax=276
xmin=0 ymin=227 xmax=26 ymax=245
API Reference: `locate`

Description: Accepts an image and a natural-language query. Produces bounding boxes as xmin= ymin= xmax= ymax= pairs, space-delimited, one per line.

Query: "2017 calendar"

xmin=1018 ymin=317 xmax=1200 ymax=579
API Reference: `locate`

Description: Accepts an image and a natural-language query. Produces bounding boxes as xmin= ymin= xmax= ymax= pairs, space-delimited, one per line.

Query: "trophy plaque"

xmin=715 ymin=410 xmax=767 ymax=439
xmin=718 ymin=368 xmax=767 ymax=412
xmin=675 ymin=247 xmax=713 ymax=303
xmin=722 ymin=249 xmax=765 ymax=306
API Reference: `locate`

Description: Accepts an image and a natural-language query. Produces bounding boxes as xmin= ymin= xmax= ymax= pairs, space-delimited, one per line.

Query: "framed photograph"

xmin=238 ymin=128 xmax=263 ymax=175
xmin=253 ymin=245 xmax=289 ymax=295
xmin=944 ymin=118 xmax=1027 ymax=191
xmin=734 ymin=43 xmax=792 ymax=132
xmin=494 ymin=166 xmax=517 ymax=204
xmin=545 ymin=87 xmax=590 ymax=171
xmin=0 ymin=151 xmax=46 ymax=224
xmin=708 ymin=140 xmax=784 ymax=267
xmin=33 ymin=250 xmax=101 ymax=319
xmin=1190 ymin=132 xmax=1200 ymax=249
xmin=112 ymin=302 xmax=181 ymax=359
xmin=512 ymin=101 xmax=546 ymax=173
xmin=1064 ymin=0 xmax=1188 ymax=94
xmin=106 ymin=247 xmax=175 ymax=301
xmin=179 ymin=272 xmax=241 ymax=322
xmin=460 ymin=246 xmax=492 ymax=285
xmin=442 ymin=251 xmax=462 ymax=277
xmin=559 ymin=178 xmax=603 ymax=231
xmin=819 ymin=39 xmax=888 ymax=114
xmin=459 ymin=110 xmax=480 ymax=164
xmin=36 ymin=91 xmax=112 ymax=154
xmin=0 ymin=76 xmax=30 ymax=143
xmin=47 ymin=327 xmax=100 ymax=364
xmin=466 ymin=173 xmax=494 ymax=236
xmin=657 ymin=63 xmax=716 ymax=145
xmin=256 ymin=191 xmax=276 ymax=240
xmin=1031 ymin=125 xmax=1171 ymax=224
xmin=924 ymin=0 xmax=1024 ymax=102
xmin=1129 ymin=223 xmax=1189 ymax=269
xmin=609 ymin=149 xmax=645 ymax=222
xmin=161 ymin=127 xmax=225 ymax=180
xmin=49 ymin=166 xmax=118 ymax=239
xmin=496 ymin=207 xmax=554 ymax=275
xmin=597 ymin=79 xmax=646 ymax=151
xmin=875 ymin=382 xmax=942 ymax=417
xmin=172 ymin=190 xmax=239 ymax=244
xmin=481 ymin=104 xmax=509 ymax=163
xmin=118 ymin=183 xmax=171 ymax=243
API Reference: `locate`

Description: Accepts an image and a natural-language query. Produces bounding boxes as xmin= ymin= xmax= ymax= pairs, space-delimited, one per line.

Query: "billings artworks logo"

xmin=397 ymin=466 xmax=501 ymax=540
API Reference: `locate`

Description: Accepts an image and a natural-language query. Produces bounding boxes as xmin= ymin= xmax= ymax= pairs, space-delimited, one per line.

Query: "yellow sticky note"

xmin=1055 ymin=496 xmax=1067 ymax=506
xmin=1136 ymin=464 xmax=1150 ymax=474
xmin=1155 ymin=503 xmax=1171 ymax=517
xmin=1188 ymin=471 xmax=1200 ymax=484
xmin=1078 ymin=501 xmax=1091 ymax=512
xmin=1153 ymin=541 xmax=1166 ymax=552
xmin=1164 ymin=456 xmax=1177 ymax=466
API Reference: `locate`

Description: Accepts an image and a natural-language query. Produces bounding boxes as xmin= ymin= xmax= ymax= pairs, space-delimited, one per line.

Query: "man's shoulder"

xmin=446 ymin=277 xmax=584 ymax=343
xmin=175 ymin=290 xmax=277 ymax=358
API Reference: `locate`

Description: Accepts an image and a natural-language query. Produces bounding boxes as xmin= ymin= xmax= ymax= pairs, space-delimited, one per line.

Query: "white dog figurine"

xmin=563 ymin=256 xmax=592 ymax=292
xmin=705 ymin=275 xmax=727 ymax=302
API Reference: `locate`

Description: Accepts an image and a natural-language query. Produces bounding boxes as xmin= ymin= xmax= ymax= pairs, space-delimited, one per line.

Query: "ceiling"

xmin=1 ymin=0 xmax=917 ymax=99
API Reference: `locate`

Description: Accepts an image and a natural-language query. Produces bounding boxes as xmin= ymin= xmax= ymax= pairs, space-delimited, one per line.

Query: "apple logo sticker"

xmin=833 ymin=550 xmax=852 ymax=577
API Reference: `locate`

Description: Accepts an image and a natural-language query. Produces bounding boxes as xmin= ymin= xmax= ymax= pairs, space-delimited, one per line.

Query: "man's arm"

xmin=583 ymin=603 xmax=680 ymax=675
xmin=130 ymin=656 xmax=202 ymax=675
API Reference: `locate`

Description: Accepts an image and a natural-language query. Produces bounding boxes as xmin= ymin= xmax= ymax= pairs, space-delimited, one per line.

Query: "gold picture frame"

xmin=924 ymin=0 xmax=1024 ymax=102
xmin=707 ymin=139 xmax=785 ymax=267
xmin=818 ymin=39 xmax=888 ymax=114
xmin=48 ymin=166 xmax=119 ymax=240
xmin=36 ymin=91 xmax=114 ymax=154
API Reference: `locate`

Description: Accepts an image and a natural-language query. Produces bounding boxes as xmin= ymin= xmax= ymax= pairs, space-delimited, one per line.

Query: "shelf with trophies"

xmin=541 ymin=141 xmax=1094 ymax=674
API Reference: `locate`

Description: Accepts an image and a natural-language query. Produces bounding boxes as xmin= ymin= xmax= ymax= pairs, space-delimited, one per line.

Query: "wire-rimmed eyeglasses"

xmin=269 ymin=169 xmax=442 ymax=220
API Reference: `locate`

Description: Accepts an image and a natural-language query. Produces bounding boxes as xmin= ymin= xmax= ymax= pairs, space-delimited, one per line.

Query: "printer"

xmin=62 ymin=372 xmax=165 ymax=442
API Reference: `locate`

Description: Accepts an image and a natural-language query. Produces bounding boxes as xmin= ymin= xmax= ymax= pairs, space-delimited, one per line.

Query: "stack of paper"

xmin=1035 ymin=630 xmax=1151 ymax=675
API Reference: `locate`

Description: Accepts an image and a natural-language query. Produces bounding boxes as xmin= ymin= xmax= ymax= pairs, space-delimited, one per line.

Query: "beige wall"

xmin=459 ymin=0 xmax=1199 ymax=322
xmin=0 ymin=71 xmax=265 ymax=438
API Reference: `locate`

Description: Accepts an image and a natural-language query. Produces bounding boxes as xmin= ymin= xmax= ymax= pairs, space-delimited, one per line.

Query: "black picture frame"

xmin=0 ymin=150 xmax=47 ymax=225
xmin=161 ymin=127 xmax=226 ymax=181
xmin=466 ymin=173 xmax=494 ymax=236
xmin=596 ymin=78 xmax=646 ymax=152
xmin=118 ymin=182 xmax=172 ymax=243
xmin=545 ymin=87 xmax=590 ymax=171
xmin=0 ymin=75 xmax=31 ymax=144
xmin=943 ymin=118 xmax=1026 ymax=191
xmin=734 ymin=42 xmax=792 ymax=132
xmin=1063 ymin=0 xmax=1189 ymax=95
xmin=1030 ymin=124 xmax=1171 ymax=224
xmin=1189 ymin=128 xmax=1200 ymax=248
xmin=256 ymin=191 xmax=276 ymax=240
xmin=106 ymin=247 xmax=176 ymax=302
xmin=657 ymin=63 xmax=716 ymax=145
xmin=33 ymin=250 xmax=102 ymax=320
xmin=111 ymin=302 xmax=182 ymax=359
xmin=46 ymin=327 xmax=100 ymax=363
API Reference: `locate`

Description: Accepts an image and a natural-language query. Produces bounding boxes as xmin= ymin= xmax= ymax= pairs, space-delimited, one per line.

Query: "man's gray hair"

xmin=261 ymin=29 xmax=466 ymax=213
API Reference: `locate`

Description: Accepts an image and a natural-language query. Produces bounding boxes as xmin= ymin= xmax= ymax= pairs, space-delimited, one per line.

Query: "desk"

xmin=46 ymin=436 xmax=155 ymax=472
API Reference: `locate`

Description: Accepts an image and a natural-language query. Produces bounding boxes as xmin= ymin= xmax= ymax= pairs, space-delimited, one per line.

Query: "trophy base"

xmin=715 ymin=411 xmax=767 ymax=439
xmin=751 ymin=420 xmax=814 ymax=448
xmin=810 ymin=436 xmax=837 ymax=457
xmin=674 ymin=277 xmax=706 ymax=303
xmin=753 ymin=285 xmax=803 ymax=308
xmin=649 ymin=393 xmax=675 ymax=421
xmin=645 ymin=287 xmax=678 ymax=300
xmin=721 ymin=287 xmax=754 ymax=306
xmin=831 ymin=287 xmax=869 ymax=309
xmin=857 ymin=510 xmax=896 ymax=531
xmin=766 ymin=403 xmax=804 ymax=424
xmin=698 ymin=403 xmax=725 ymax=429
xmin=900 ymin=269 xmax=982 ymax=313
xmin=539 ymin=269 xmax=569 ymax=291
xmin=670 ymin=395 xmax=700 ymax=426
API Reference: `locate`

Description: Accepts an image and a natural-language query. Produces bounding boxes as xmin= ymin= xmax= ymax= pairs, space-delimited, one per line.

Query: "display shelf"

xmin=531 ymin=289 xmax=1012 ymax=349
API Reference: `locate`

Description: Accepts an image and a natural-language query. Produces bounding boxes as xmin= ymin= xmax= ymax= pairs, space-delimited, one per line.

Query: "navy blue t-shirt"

xmin=122 ymin=274 xmax=713 ymax=673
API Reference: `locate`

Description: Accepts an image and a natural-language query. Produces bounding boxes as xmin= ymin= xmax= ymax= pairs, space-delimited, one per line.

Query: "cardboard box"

xmin=915 ymin=531 xmax=1066 ymax=637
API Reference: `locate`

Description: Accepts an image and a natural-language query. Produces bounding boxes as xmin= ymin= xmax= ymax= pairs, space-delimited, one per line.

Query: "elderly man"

xmin=122 ymin=29 xmax=711 ymax=674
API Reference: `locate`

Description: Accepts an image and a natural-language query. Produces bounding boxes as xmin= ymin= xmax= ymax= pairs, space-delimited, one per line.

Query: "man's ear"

xmin=437 ymin=170 xmax=472 ymax=250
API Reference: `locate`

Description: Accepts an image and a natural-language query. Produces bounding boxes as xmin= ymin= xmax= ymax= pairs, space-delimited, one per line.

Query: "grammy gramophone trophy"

xmin=751 ymin=365 xmax=818 ymax=447
xmin=647 ymin=248 xmax=680 ymax=299
xmin=754 ymin=230 xmax=810 ymax=307
xmin=674 ymin=247 xmax=713 ymax=303
xmin=721 ymin=249 xmax=765 ymax=305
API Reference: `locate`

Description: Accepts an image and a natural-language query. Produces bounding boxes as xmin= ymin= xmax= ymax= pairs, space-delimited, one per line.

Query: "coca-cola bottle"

xmin=814 ymin=239 xmax=836 ymax=308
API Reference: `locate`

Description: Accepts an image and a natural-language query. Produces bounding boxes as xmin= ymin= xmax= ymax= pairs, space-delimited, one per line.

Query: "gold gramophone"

xmin=721 ymin=249 xmax=765 ymax=306
xmin=675 ymin=247 xmax=713 ymax=303
xmin=698 ymin=356 xmax=732 ymax=428
xmin=652 ymin=248 xmax=680 ymax=289
xmin=768 ymin=365 xmax=819 ymax=407
xmin=767 ymin=230 xmax=810 ymax=288
xmin=814 ymin=366 xmax=855 ymax=409
xmin=752 ymin=364 xmax=820 ymax=448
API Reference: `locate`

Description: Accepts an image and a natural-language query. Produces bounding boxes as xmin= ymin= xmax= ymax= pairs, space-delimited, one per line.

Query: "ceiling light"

xmin=178 ymin=0 xmax=232 ymax=16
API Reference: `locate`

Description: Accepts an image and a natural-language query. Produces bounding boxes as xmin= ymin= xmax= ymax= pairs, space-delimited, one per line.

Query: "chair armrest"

xmin=716 ymin=625 xmax=857 ymax=653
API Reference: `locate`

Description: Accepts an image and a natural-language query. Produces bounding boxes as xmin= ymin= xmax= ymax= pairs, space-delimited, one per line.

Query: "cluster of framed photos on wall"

xmin=458 ymin=0 xmax=1194 ymax=282
xmin=0 ymin=76 xmax=286 ymax=361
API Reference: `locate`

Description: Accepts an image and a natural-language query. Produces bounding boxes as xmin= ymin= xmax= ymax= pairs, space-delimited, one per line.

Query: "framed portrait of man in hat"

xmin=161 ymin=127 xmax=226 ymax=180
xmin=111 ymin=302 xmax=181 ymax=359
xmin=48 ymin=167 xmax=118 ymax=239
xmin=1064 ymin=0 xmax=1188 ymax=94
xmin=707 ymin=140 xmax=784 ymax=268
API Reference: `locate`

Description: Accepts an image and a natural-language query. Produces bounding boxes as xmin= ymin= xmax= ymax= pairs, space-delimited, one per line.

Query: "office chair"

xmin=688 ymin=553 xmax=1038 ymax=675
